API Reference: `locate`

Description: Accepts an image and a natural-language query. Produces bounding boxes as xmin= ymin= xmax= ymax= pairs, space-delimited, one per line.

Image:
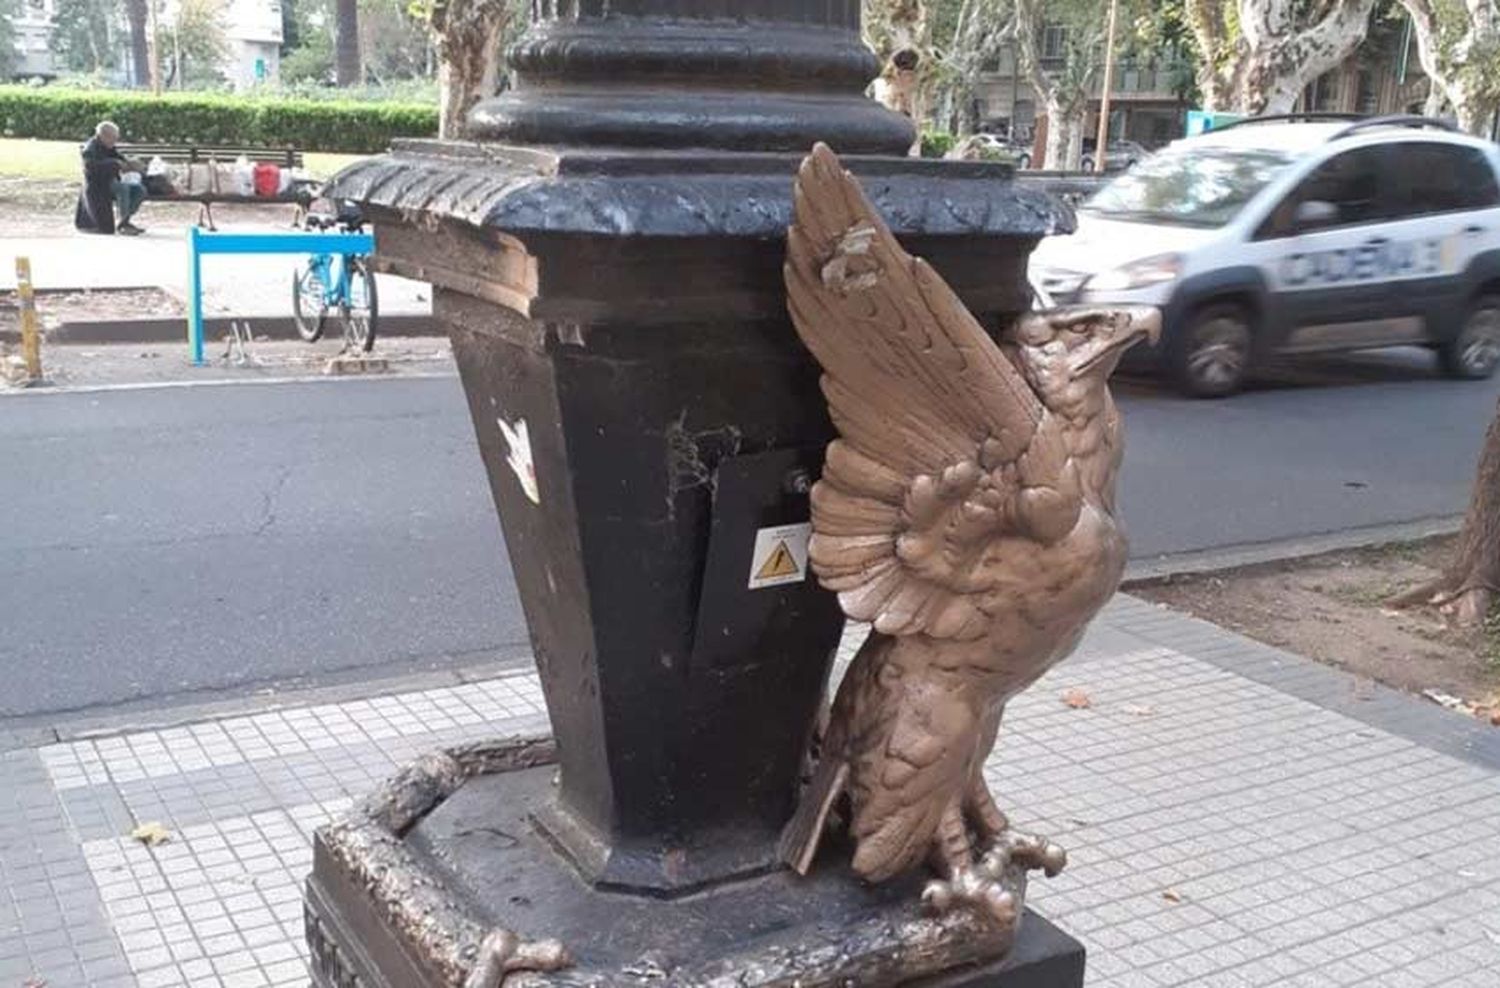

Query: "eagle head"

xmin=1007 ymin=306 xmax=1160 ymax=421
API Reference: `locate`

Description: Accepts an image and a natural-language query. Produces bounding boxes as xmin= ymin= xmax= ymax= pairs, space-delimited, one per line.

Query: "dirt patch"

xmin=1132 ymin=536 xmax=1500 ymax=719
xmin=0 ymin=287 xmax=183 ymax=332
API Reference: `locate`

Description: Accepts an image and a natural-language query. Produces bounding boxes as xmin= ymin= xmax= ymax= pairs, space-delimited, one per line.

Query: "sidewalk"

xmin=0 ymin=226 xmax=432 ymax=331
xmin=3 ymin=595 xmax=1498 ymax=988
xmin=1 ymin=338 xmax=456 ymax=393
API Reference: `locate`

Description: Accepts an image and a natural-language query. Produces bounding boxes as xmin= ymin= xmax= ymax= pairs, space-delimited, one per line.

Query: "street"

xmin=2 ymin=350 xmax=1497 ymax=721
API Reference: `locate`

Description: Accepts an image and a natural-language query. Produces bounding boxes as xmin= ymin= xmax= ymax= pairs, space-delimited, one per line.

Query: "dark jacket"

xmin=74 ymin=136 xmax=124 ymax=234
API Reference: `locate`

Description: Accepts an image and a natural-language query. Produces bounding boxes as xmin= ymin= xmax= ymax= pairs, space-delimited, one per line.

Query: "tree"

xmin=1184 ymin=0 xmax=1377 ymax=114
xmin=169 ymin=0 xmax=229 ymax=87
xmin=1391 ymin=399 xmax=1500 ymax=628
xmin=1013 ymin=0 xmax=1107 ymax=169
xmin=934 ymin=0 xmax=1013 ymax=135
xmin=360 ymin=0 xmax=432 ymax=84
xmin=866 ymin=0 xmax=939 ymax=130
xmin=411 ymin=0 xmax=526 ymax=138
xmin=0 ymin=0 xmax=17 ymax=80
xmin=125 ymin=0 xmax=151 ymax=86
xmin=53 ymin=0 xmax=118 ymax=74
xmin=1398 ymin=0 xmax=1500 ymax=134
xmin=335 ymin=0 xmax=362 ymax=84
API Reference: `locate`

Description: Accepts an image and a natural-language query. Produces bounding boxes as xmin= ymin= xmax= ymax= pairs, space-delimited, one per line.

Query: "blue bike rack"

xmin=186 ymin=226 xmax=376 ymax=366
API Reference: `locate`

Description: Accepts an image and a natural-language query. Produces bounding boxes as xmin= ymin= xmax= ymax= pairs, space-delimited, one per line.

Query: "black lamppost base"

xmin=304 ymin=737 xmax=1085 ymax=988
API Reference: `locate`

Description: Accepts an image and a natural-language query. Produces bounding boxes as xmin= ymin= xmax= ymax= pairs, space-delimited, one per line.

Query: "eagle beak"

xmin=1070 ymin=306 xmax=1163 ymax=377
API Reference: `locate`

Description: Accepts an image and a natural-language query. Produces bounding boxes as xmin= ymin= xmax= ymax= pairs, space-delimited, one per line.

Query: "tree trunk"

xmin=1424 ymin=81 xmax=1447 ymax=118
xmin=434 ymin=6 xmax=510 ymax=139
xmin=335 ymin=0 xmax=361 ymax=86
xmin=1391 ymin=398 xmax=1500 ymax=626
xmin=124 ymin=0 xmax=150 ymax=87
xmin=1240 ymin=56 xmax=1306 ymax=115
xmin=1062 ymin=113 xmax=1085 ymax=170
xmin=1399 ymin=0 xmax=1500 ymax=135
xmin=1184 ymin=0 xmax=1236 ymax=113
xmin=1042 ymin=103 xmax=1066 ymax=170
xmin=1232 ymin=0 xmax=1376 ymax=115
xmin=867 ymin=0 xmax=931 ymax=139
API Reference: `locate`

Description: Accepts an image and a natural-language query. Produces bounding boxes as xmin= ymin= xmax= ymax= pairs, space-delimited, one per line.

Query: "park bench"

xmin=116 ymin=143 xmax=318 ymax=230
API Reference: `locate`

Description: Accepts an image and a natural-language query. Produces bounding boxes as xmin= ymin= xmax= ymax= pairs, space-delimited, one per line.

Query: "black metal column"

xmin=306 ymin=1 xmax=1081 ymax=983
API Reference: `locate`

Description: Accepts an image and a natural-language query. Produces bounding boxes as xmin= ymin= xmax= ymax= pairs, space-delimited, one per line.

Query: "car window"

xmin=1255 ymin=146 xmax=1385 ymax=239
xmin=1385 ymin=142 xmax=1500 ymax=217
xmin=1082 ymin=148 xmax=1291 ymax=228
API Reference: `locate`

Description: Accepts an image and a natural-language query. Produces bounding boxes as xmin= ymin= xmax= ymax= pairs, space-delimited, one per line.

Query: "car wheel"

xmin=1174 ymin=303 xmax=1252 ymax=398
xmin=1440 ymin=295 xmax=1500 ymax=380
xmin=1017 ymin=152 xmax=1031 ymax=170
xmin=1080 ymin=155 xmax=1093 ymax=172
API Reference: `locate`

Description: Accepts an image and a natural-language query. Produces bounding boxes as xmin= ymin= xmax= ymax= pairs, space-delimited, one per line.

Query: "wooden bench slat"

xmin=118 ymin=145 xmax=305 ymax=168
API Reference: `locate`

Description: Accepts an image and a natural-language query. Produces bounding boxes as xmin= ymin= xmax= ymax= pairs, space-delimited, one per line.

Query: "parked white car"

xmin=1030 ymin=114 xmax=1500 ymax=396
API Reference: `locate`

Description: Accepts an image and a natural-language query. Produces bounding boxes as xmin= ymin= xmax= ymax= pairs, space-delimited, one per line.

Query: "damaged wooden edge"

xmin=318 ymin=734 xmax=570 ymax=988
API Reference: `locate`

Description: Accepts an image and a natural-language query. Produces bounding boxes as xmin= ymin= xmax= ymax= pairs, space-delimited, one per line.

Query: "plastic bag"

xmin=233 ymin=155 xmax=254 ymax=196
xmin=214 ymin=162 xmax=241 ymax=195
xmin=120 ymin=171 xmax=143 ymax=187
xmin=146 ymin=156 xmax=168 ymax=177
xmin=187 ymin=162 xmax=215 ymax=194
xmin=252 ymin=162 xmax=280 ymax=197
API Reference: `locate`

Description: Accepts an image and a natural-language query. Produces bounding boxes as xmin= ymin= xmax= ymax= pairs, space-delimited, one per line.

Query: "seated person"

xmin=74 ymin=121 xmax=146 ymax=236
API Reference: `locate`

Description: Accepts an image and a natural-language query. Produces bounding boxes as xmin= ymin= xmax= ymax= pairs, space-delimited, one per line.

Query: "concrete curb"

xmin=1123 ymin=514 xmax=1464 ymax=584
xmin=0 ymin=650 xmax=536 ymax=753
xmin=0 ymin=313 xmax=440 ymax=344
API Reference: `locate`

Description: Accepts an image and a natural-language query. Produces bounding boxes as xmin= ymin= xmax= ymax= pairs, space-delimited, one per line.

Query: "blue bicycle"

xmin=293 ymin=203 xmax=379 ymax=352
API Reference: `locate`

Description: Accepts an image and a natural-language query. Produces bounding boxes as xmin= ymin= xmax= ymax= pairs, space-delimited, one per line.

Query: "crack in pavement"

xmin=254 ymin=465 xmax=293 ymax=537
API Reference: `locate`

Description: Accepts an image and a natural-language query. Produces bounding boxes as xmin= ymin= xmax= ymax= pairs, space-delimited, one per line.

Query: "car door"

xmin=1241 ymin=145 xmax=1405 ymax=354
xmin=1378 ymin=141 xmax=1500 ymax=342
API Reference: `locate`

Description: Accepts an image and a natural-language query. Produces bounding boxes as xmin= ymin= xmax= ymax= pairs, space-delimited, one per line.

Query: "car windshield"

xmin=1082 ymin=148 xmax=1292 ymax=227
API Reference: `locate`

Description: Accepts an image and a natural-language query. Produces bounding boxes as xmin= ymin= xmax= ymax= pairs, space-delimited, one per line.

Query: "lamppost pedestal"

xmin=304 ymin=5 xmax=1087 ymax=986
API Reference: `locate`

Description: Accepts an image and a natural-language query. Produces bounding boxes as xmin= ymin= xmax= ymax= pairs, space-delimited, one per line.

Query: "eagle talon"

xmin=993 ymin=830 xmax=1067 ymax=878
xmin=921 ymin=867 xmax=1018 ymax=930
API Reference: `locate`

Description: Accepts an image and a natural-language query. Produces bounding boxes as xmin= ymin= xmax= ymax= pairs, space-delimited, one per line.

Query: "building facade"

xmin=14 ymin=0 xmax=281 ymax=89
xmin=976 ymin=18 xmax=1433 ymax=154
xmin=12 ymin=0 xmax=58 ymax=78
xmin=222 ymin=0 xmax=283 ymax=88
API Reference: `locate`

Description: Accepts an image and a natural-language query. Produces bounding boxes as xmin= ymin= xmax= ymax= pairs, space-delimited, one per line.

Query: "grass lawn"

xmin=0 ymin=138 xmax=364 ymax=182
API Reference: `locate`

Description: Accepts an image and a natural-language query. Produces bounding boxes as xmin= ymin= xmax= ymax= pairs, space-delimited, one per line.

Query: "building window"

xmin=1303 ymin=71 xmax=1341 ymax=111
xmin=1355 ymin=71 xmax=1378 ymax=115
xmin=1042 ymin=25 xmax=1068 ymax=60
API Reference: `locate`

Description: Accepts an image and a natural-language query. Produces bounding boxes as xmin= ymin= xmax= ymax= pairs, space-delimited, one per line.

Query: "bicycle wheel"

xmin=339 ymin=256 xmax=379 ymax=353
xmin=292 ymin=262 xmax=327 ymax=342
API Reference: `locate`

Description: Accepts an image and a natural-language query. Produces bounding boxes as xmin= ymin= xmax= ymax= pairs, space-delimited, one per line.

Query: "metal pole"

xmin=1094 ymin=0 xmax=1120 ymax=173
xmin=15 ymin=257 xmax=42 ymax=384
xmin=187 ymin=226 xmax=205 ymax=366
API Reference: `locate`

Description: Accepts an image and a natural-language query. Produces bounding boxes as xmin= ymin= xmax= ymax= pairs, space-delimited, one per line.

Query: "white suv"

xmin=1030 ymin=115 xmax=1500 ymax=396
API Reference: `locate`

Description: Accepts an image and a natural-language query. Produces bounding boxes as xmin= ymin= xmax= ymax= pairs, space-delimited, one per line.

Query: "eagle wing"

xmin=786 ymin=144 xmax=1081 ymax=642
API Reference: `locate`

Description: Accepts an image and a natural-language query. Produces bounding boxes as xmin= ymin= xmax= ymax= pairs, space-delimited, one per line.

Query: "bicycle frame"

xmin=307 ymin=252 xmax=361 ymax=309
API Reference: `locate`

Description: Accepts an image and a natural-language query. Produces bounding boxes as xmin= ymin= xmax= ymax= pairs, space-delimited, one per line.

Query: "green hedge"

xmin=919 ymin=131 xmax=957 ymax=159
xmin=0 ymin=87 xmax=437 ymax=153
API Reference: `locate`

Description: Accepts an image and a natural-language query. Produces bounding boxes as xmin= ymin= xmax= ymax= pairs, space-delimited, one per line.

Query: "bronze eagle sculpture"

xmin=779 ymin=145 xmax=1159 ymax=929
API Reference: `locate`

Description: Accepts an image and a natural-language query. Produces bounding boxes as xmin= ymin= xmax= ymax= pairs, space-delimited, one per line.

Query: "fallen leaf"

xmin=130 ymin=822 xmax=173 ymax=847
xmin=1122 ymin=704 xmax=1155 ymax=718
xmin=1062 ymin=688 xmax=1092 ymax=710
xmin=23 ymin=978 xmax=47 ymax=988
xmin=1162 ymin=888 xmax=1183 ymax=903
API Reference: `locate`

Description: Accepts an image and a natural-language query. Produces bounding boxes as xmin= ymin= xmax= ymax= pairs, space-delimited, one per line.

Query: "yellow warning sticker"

xmin=748 ymin=523 xmax=811 ymax=590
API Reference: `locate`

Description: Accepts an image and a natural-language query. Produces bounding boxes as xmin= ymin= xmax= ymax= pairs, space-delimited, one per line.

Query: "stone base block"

xmin=304 ymin=737 xmax=1085 ymax=988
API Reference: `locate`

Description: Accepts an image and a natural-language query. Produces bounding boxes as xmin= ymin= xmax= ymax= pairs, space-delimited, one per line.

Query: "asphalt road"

xmin=2 ymin=350 xmax=1497 ymax=720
